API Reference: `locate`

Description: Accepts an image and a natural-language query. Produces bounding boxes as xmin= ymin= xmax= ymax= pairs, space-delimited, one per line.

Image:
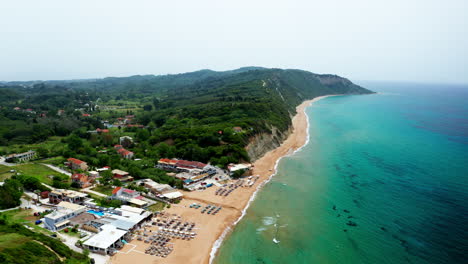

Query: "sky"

xmin=1 ymin=0 xmax=467 ymax=83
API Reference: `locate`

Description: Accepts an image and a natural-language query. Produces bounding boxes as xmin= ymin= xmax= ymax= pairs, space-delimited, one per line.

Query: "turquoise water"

xmin=87 ymin=210 xmax=105 ymax=216
xmin=214 ymin=82 xmax=468 ymax=264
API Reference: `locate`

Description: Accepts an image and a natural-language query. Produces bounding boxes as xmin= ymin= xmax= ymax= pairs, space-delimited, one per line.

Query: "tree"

xmin=101 ymin=133 xmax=113 ymax=146
xmin=143 ymin=104 xmax=153 ymax=111
xmin=36 ymin=146 xmax=49 ymax=158
xmin=112 ymin=179 xmax=122 ymax=187
xmin=67 ymin=134 xmax=83 ymax=150
xmin=120 ymin=137 xmax=133 ymax=148
xmin=153 ymin=97 xmax=160 ymax=109
xmin=99 ymin=170 xmax=113 ymax=186
xmin=0 ymin=179 xmax=23 ymax=209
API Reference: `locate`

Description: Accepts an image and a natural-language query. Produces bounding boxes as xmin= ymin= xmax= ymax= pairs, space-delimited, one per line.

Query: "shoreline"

xmin=111 ymin=95 xmax=333 ymax=264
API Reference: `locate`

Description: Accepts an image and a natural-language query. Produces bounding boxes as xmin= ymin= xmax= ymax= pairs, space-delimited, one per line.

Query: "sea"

xmin=213 ymin=82 xmax=468 ymax=264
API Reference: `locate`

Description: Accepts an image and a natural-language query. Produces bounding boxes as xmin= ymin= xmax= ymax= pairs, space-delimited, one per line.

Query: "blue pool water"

xmin=87 ymin=210 xmax=105 ymax=216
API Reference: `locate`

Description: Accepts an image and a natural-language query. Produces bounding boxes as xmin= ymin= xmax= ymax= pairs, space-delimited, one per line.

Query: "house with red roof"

xmin=67 ymin=158 xmax=88 ymax=171
xmin=82 ymin=113 xmax=91 ymax=117
xmin=157 ymin=158 xmax=207 ymax=172
xmin=71 ymin=173 xmax=93 ymax=188
xmin=111 ymin=187 xmax=147 ymax=208
xmin=96 ymin=128 xmax=110 ymax=133
xmin=114 ymin=144 xmax=134 ymax=159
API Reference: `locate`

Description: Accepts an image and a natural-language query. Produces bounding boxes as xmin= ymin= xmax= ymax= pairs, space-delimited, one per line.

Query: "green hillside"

xmin=0 ymin=67 xmax=373 ymax=166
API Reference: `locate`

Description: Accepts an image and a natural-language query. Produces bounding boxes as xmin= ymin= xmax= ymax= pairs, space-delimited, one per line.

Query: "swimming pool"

xmin=87 ymin=210 xmax=105 ymax=216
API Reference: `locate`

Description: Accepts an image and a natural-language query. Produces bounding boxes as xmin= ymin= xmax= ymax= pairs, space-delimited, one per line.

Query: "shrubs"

xmin=0 ymin=222 xmax=89 ymax=263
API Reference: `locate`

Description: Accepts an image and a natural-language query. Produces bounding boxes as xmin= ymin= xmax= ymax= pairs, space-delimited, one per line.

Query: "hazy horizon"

xmin=1 ymin=0 xmax=467 ymax=84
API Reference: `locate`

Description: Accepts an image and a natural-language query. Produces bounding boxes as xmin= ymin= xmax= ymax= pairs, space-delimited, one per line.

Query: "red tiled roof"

xmin=68 ymin=158 xmax=85 ymax=165
xmin=135 ymin=195 xmax=144 ymax=200
xmin=112 ymin=187 xmax=122 ymax=195
xmin=122 ymin=188 xmax=136 ymax=194
xmin=72 ymin=173 xmax=85 ymax=180
xmin=159 ymin=158 xmax=178 ymax=164
xmin=82 ymin=113 xmax=91 ymax=117
xmin=126 ymin=124 xmax=144 ymax=128
xmin=176 ymin=160 xmax=207 ymax=169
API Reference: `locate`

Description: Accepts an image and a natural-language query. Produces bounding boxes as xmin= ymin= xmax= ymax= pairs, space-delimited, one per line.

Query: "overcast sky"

xmin=1 ymin=0 xmax=467 ymax=83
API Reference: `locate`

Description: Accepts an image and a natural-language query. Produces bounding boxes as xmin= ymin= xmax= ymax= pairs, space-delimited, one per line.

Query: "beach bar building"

xmin=83 ymin=225 xmax=127 ymax=255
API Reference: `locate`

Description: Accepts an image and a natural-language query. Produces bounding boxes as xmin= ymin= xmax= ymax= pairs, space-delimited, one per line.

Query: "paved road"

xmin=81 ymin=186 xmax=107 ymax=197
xmin=0 ymin=157 xmax=17 ymax=167
xmin=41 ymin=163 xmax=72 ymax=176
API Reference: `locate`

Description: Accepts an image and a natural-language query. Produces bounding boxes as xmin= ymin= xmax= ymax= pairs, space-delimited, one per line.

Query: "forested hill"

xmin=0 ymin=67 xmax=372 ymax=165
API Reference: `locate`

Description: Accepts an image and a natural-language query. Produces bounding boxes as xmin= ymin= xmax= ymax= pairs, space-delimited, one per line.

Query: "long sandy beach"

xmin=111 ymin=96 xmax=330 ymax=264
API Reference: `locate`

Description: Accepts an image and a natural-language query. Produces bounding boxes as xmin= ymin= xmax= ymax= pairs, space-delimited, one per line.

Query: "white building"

xmin=142 ymin=179 xmax=173 ymax=194
xmin=44 ymin=202 xmax=87 ymax=231
xmin=5 ymin=150 xmax=36 ymax=162
xmin=82 ymin=205 xmax=152 ymax=255
xmin=83 ymin=224 xmax=128 ymax=255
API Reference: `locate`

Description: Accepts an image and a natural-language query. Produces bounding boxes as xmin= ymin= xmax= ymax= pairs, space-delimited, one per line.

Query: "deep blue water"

xmin=215 ymin=82 xmax=468 ymax=264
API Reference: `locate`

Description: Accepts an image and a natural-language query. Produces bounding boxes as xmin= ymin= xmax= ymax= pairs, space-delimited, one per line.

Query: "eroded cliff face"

xmin=245 ymin=125 xmax=292 ymax=162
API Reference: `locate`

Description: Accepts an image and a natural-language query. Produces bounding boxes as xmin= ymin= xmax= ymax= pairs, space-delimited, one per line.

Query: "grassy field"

xmin=0 ymin=165 xmax=14 ymax=181
xmin=91 ymin=185 xmax=114 ymax=196
xmin=147 ymin=202 xmax=166 ymax=212
xmin=0 ymin=233 xmax=31 ymax=249
xmin=0 ymin=208 xmax=53 ymax=235
xmin=0 ymin=214 xmax=89 ymax=263
xmin=15 ymin=163 xmax=69 ymax=185
xmin=38 ymin=156 xmax=65 ymax=166
xmin=0 ymin=136 xmax=65 ymax=155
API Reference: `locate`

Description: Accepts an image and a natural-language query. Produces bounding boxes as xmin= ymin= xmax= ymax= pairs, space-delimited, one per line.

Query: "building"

xmin=160 ymin=191 xmax=183 ymax=203
xmin=157 ymin=158 xmax=178 ymax=170
xmin=111 ymin=187 xmax=147 ymax=208
xmin=44 ymin=202 xmax=87 ymax=231
xmin=111 ymin=169 xmax=133 ymax=182
xmin=82 ymin=224 xmax=128 ymax=255
xmin=71 ymin=173 xmax=94 ymax=188
xmin=67 ymin=158 xmax=88 ymax=171
xmin=96 ymin=128 xmax=110 ymax=133
xmin=82 ymin=205 xmax=151 ymax=255
xmin=157 ymin=158 xmax=208 ymax=173
xmin=142 ymin=179 xmax=173 ymax=194
xmin=119 ymin=136 xmax=133 ymax=147
xmin=117 ymin=148 xmax=134 ymax=159
xmin=49 ymin=189 xmax=88 ymax=204
xmin=228 ymin=163 xmax=252 ymax=174
xmin=233 ymin=126 xmax=243 ymax=133
xmin=114 ymin=144 xmax=134 ymax=159
xmin=96 ymin=166 xmax=110 ymax=172
xmin=5 ymin=150 xmax=36 ymax=162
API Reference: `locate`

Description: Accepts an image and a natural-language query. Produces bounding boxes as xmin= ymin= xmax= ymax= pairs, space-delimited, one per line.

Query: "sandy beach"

xmin=111 ymin=96 xmax=330 ymax=264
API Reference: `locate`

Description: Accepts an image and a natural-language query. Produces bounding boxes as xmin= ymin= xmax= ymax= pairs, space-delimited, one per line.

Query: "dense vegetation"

xmin=0 ymin=67 xmax=372 ymax=167
xmin=0 ymin=215 xmax=89 ymax=264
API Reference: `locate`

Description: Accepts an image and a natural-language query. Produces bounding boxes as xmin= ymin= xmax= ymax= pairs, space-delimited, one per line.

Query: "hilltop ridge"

xmin=0 ymin=67 xmax=373 ymax=163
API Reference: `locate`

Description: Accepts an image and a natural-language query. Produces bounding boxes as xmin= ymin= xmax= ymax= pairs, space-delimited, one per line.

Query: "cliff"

xmin=245 ymin=126 xmax=291 ymax=162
